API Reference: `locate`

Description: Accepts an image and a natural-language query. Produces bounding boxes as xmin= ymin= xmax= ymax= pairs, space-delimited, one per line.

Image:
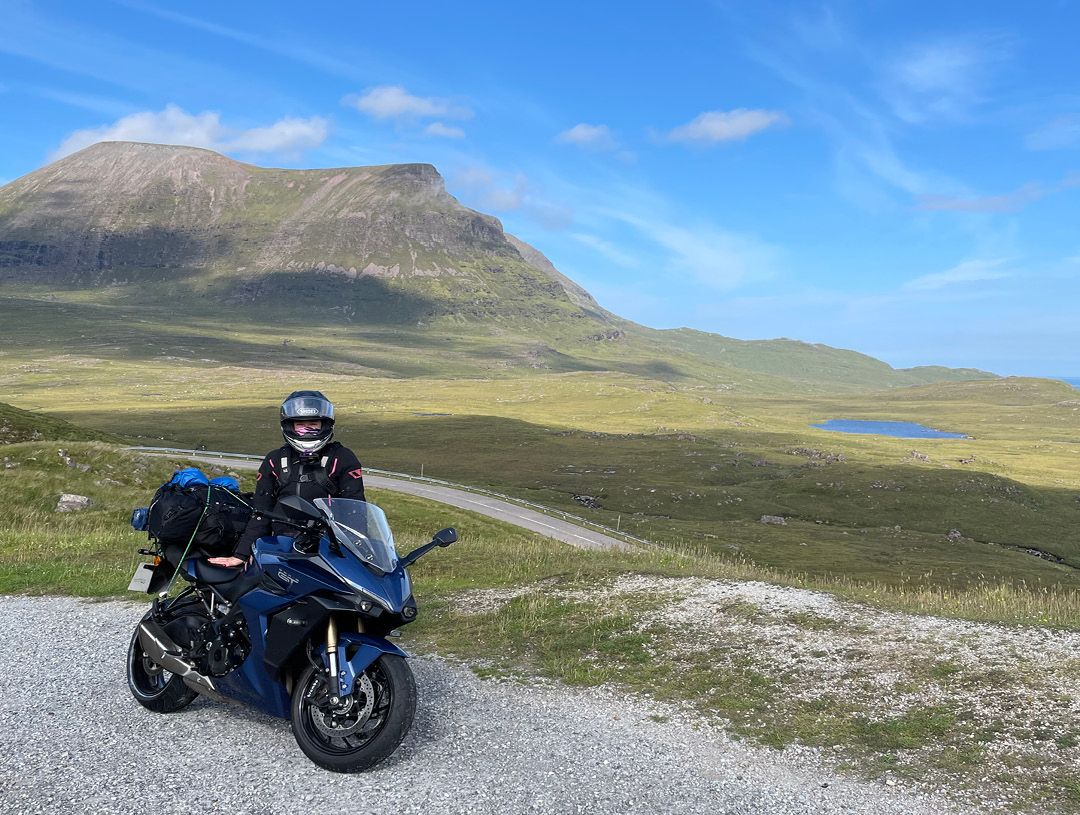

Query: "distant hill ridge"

xmin=0 ymin=142 xmax=994 ymax=389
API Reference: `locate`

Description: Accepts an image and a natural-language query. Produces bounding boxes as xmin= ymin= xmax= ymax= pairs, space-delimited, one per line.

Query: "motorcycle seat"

xmin=192 ymin=559 xmax=246 ymax=585
xmin=191 ymin=559 xmax=263 ymax=602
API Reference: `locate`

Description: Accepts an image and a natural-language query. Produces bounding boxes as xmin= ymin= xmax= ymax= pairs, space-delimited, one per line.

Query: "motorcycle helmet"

xmin=280 ymin=390 xmax=335 ymax=456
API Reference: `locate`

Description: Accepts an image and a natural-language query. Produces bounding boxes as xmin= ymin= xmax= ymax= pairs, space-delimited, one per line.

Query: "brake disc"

xmin=310 ymin=673 xmax=375 ymax=738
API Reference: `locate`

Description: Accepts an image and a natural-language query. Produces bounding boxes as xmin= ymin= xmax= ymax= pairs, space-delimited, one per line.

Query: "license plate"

xmin=127 ymin=563 xmax=155 ymax=592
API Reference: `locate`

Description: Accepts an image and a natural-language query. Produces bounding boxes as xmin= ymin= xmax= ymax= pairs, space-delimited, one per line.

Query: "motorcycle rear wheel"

xmin=126 ymin=624 xmax=198 ymax=713
xmin=290 ymin=654 xmax=416 ymax=772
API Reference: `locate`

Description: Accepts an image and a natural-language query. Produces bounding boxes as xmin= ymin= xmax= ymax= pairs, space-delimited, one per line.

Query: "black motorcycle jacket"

xmin=234 ymin=442 xmax=366 ymax=557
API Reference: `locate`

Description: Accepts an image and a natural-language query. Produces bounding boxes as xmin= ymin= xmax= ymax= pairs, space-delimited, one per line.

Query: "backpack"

xmin=145 ymin=468 xmax=253 ymax=556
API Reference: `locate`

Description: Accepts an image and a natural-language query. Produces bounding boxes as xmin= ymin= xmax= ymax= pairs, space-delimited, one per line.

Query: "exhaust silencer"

xmin=137 ymin=619 xmax=226 ymax=702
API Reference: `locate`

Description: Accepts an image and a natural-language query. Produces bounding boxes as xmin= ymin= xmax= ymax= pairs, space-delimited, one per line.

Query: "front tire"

xmin=290 ymin=654 xmax=416 ymax=772
xmin=126 ymin=624 xmax=198 ymax=713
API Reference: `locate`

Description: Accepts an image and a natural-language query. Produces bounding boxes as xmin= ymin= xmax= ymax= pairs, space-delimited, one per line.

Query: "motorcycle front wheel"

xmin=290 ymin=654 xmax=416 ymax=772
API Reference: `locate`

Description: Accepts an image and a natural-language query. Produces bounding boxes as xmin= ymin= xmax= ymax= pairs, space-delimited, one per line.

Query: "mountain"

xmin=0 ymin=142 xmax=993 ymax=389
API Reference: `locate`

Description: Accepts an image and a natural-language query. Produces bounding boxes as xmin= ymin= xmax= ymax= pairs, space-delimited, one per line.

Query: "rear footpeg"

xmin=137 ymin=619 xmax=228 ymax=703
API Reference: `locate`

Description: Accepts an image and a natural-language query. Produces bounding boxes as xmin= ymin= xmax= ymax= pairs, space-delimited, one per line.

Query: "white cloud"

xmin=452 ymin=166 xmax=528 ymax=211
xmin=423 ymin=121 xmax=466 ymax=139
xmin=884 ymin=36 xmax=1008 ymax=124
xmin=225 ymin=116 xmax=328 ymax=153
xmin=450 ymin=165 xmax=573 ymax=228
xmin=570 ymin=232 xmax=637 ymax=267
xmin=52 ymin=104 xmax=328 ymax=159
xmin=1026 ymin=115 xmax=1080 ymax=150
xmin=608 ymin=208 xmax=780 ymax=290
xmin=903 ymin=258 xmax=1011 ymax=292
xmin=918 ymin=183 xmax=1047 ymax=214
xmin=557 ymin=123 xmax=618 ymax=151
xmin=347 ymin=85 xmax=471 ymax=121
xmin=666 ymin=109 xmax=789 ymax=144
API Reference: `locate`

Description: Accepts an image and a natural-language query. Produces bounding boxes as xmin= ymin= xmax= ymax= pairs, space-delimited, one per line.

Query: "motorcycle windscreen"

xmin=314 ymin=498 xmax=398 ymax=574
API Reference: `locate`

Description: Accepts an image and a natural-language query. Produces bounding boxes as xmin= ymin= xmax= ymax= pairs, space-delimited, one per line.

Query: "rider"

xmin=208 ymin=390 xmax=366 ymax=567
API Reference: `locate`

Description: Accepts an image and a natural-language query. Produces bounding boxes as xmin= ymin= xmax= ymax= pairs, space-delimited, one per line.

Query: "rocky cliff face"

xmin=0 ymin=142 xmax=599 ymax=323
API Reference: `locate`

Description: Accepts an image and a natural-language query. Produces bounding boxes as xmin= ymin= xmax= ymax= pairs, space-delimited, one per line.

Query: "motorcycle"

xmin=126 ymin=495 xmax=457 ymax=771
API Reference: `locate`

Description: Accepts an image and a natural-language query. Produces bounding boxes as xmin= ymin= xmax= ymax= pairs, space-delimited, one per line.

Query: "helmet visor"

xmin=281 ymin=396 xmax=334 ymax=422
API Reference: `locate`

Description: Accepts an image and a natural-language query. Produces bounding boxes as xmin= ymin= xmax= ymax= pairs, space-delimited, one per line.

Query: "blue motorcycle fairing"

xmin=205 ymin=535 xmax=412 ymax=719
xmin=318 ymin=632 xmax=409 ymax=699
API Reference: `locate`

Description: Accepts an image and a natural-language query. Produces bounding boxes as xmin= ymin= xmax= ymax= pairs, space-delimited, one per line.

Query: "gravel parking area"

xmin=0 ymin=596 xmax=961 ymax=815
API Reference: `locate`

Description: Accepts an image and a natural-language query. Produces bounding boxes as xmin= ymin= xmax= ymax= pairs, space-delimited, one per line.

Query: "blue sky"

xmin=2 ymin=0 xmax=1078 ymax=376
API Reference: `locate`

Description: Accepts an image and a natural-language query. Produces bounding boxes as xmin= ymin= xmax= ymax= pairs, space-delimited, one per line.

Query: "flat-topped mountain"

xmin=0 ymin=142 xmax=993 ymax=388
xmin=0 ymin=141 xmax=603 ymax=323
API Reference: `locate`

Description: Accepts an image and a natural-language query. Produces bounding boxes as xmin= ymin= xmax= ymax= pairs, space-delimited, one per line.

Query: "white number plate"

xmin=127 ymin=563 xmax=155 ymax=593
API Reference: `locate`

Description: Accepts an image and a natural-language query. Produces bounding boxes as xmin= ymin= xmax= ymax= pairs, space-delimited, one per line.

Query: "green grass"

xmin=2 ymin=440 xmax=1076 ymax=811
xmin=3 ymin=291 xmax=1078 ymax=595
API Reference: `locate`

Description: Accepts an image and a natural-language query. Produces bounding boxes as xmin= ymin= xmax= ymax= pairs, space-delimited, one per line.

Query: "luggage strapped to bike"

xmin=160 ymin=485 xmax=252 ymax=596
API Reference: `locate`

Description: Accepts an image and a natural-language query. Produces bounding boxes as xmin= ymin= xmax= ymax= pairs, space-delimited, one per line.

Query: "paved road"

xmin=0 ymin=597 xmax=960 ymax=815
xmin=138 ymin=450 xmax=633 ymax=552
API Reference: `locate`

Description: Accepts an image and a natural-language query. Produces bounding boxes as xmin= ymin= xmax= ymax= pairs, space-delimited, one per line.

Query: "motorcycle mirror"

xmin=432 ymin=527 xmax=458 ymax=547
xmin=278 ymin=494 xmax=322 ymax=519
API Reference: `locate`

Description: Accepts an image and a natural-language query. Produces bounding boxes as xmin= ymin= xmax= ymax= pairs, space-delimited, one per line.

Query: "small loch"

xmin=812 ymin=419 xmax=968 ymax=439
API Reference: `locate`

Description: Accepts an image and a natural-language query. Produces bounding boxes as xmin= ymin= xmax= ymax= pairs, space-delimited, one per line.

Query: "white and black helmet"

xmin=280 ymin=390 xmax=335 ymax=455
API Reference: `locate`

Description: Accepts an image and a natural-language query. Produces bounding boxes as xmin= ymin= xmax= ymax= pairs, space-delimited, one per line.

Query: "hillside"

xmin=0 ymin=402 xmax=119 ymax=445
xmin=0 ymin=141 xmax=991 ymax=390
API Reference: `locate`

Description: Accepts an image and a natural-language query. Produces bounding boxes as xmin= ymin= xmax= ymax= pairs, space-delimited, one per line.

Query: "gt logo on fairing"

xmin=276 ymin=569 xmax=299 ymax=586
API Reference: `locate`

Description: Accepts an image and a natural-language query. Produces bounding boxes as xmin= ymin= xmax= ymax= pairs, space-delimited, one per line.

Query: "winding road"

xmin=132 ymin=447 xmax=634 ymax=552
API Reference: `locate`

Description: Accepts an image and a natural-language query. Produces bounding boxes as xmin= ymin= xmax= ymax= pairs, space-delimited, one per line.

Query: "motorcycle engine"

xmin=193 ymin=616 xmax=251 ymax=677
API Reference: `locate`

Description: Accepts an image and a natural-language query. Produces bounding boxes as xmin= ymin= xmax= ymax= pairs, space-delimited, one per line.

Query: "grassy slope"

xmin=1 ymin=440 xmax=1075 ymax=812
xmin=4 ymin=330 xmax=1079 ymax=591
xmin=0 ymin=401 xmax=121 ymax=445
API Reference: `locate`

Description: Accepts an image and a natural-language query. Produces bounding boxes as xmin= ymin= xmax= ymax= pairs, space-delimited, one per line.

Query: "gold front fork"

xmin=326 ymin=615 xmax=341 ymax=702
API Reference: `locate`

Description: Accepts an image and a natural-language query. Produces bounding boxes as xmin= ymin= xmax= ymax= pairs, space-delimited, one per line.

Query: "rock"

xmin=945 ymin=529 xmax=964 ymax=543
xmin=573 ymin=494 xmax=602 ymax=509
xmin=760 ymin=515 xmax=787 ymax=525
xmin=56 ymin=493 xmax=93 ymax=512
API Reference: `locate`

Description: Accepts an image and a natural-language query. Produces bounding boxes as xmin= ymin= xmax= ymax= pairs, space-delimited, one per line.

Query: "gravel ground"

xmin=461 ymin=576 xmax=1080 ymax=812
xmin=0 ymin=596 xmax=963 ymax=815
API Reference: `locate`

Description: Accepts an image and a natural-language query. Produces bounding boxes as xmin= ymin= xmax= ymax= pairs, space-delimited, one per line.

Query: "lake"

xmin=1058 ymin=377 xmax=1080 ymax=389
xmin=812 ymin=419 xmax=968 ymax=439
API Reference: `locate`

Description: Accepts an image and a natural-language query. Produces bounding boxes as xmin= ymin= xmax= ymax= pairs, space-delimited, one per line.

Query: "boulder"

xmin=760 ymin=515 xmax=787 ymax=525
xmin=56 ymin=493 xmax=93 ymax=512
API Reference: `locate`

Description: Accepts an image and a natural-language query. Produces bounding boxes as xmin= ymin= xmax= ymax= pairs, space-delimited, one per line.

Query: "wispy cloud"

xmin=599 ymin=204 xmax=780 ymax=290
xmin=883 ymin=35 xmax=1009 ymax=125
xmin=903 ymin=258 xmax=1012 ymax=291
xmin=113 ymin=0 xmax=374 ymax=82
xmin=346 ymin=85 xmax=471 ymax=122
xmin=52 ymin=104 xmax=328 ymax=159
xmin=918 ymin=184 xmax=1046 ymax=214
xmin=423 ymin=122 xmax=466 ymax=139
xmin=557 ymin=123 xmax=619 ymax=151
xmin=745 ymin=22 xmax=957 ymax=207
xmin=1 ymin=3 xmax=291 ymax=105
xmin=569 ymin=232 xmax=637 ymax=267
xmin=1026 ymin=114 xmax=1080 ymax=150
xmin=665 ymin=108 xmax=789 ymax=144
xmin=449 ymin=165 xmax=572 ymax=229
xmin=917 ymin=173 xmax=1080 ymax=213
xmin=12 ymin=86 xmax=130 ymax=119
